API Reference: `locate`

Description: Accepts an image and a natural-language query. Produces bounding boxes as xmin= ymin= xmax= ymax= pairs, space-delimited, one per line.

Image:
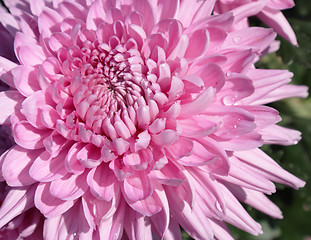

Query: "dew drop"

xmin=226 ymin=72 xmax=232 ymax=77
xmin=222 ymin=95 xmax=236 ymax=106
xmin=234 ymin=36 xmax=241 ymax=43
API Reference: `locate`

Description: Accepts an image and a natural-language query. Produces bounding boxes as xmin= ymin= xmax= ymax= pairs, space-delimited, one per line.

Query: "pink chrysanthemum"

xmin=214 ymin=0 xmax=298 ymax=46
xmin=0 ymin=0 xmax=308 ymax=239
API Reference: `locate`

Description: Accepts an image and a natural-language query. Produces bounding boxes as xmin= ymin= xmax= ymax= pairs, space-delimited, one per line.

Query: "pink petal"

xmin=124 ymin=208 xmax=153 ymax=240
xmin=177 ymin=0 xmax=215 ymax=27
xmin=123 ymin=172 xmax=153 ymax=202
xmin=133 ymin=0 xmax=155 ymax=35
xmin=162 ymin=218 xmax=182 ymax=240
xmin=0 ymin=56 xmax=17 ymax=87
xmin=150 ymin=161 xmax=184 ymax=186
xmin=123 ymin=151 xmax=149 ymax=171
xmin=149 ymin=185 xmax=170 ymax=237
xmin=185 ymin=28 xmax=209 ymax=59
xmin=1 ymin=146 xmax=42 ymax=186
xmin=82 ymin=190 xmax=118 ymax=229
xmin=205 ymin=27 xmax=228 ymax=52
xmin=179 ymin=87 xmax=215 ymax=118
xmin=0 ymin=90 xmax=23 ymax=124
xmin=219 ymin=156 xmax=276 ymax=195
xmin=38 ymin=7 xmax=63 ymax=35
xmin=86 ymin=0 xmax=106 ymax=30
xmin=235 ymin=149 xmax=305 ymax=189
xmin=12 ymin=119 xmax=52 ymax=150
xmin=43 ymin=131 xmax=68 ymax=158
xmin=231 ymin=1 xmax=266 ymax=23
xmin=225 ymin=27 xmax=276 ymax=53
xmin=196 ymin=137 xmax=230 ymax=175
xmin=29 ymin=149 xmax=68 ymax=182
xmin=219 ymin=132 xmax=263 ymax=151
xmin=226 ymin=182 xmax=283 ymax=219
xmin=76 ymin=143 xmax=102 ymax=168
xmin=167 ymin=35 xmax=189 ymax=60
xmin=48 ymin=32 xmax=73 ymax=53
xmin=65 ymin=142 xmax=85 ymax=174
xmin=87 ymin=164 xmax=118 ymax=201
xmin=166 ymin=189 xmax=213 ymax=239
xmin=128 ymin=24 xmax=146 ymax=50
xmin=40 ymin=105 xmax=60 ymax=128
xmin=21 ymin=90 xmax=54 ymax=129
xmin=49 ymin=171 xmax=89 ymax=201
xmin=98 ymin=198 xmax=125 ymax=240
xmin=16 ymin=42 xmax=46 ymax=66
xmin=29 ymin=0 xmax=45 ymax=16
xmin=220 ymin=183 xmax=263 ymax=236
xmin=260 ymin=125 xmax=302 ymax=146
xmin=155 ymin=0 xmax=179 ymax=21
xmin=0 ymin=9 xmax=20 ymax=36
xmin=258 ymin=7 xmax=297 ymax=45
xmin=168 ymin=76 xmax=184 ymax=100
xmin=43 ymin=201 xmax=93 ymax=240
xmin=253 ymin=84 xmax=308 ymax=105
xmin=0 ymin=185 xmax=36 ymax=229
xmin=178 ymin=140 xmax=218 ymax=167
xmin=267 ymin=0 xmax=295 ymax=10
xmin=34 ymin=182 xmax=75 ymax=218
xmin=239 ymin=69 xmax=293 ymax=105
xmin=222 ymin=49 xmax=255 ymax=74
xmin=240 ymin=105 xmax=281 ymax=128
xmin=58 ymin=1 xmax=88 ymax=20
xmin=166 ymin=137 xmax=193 ymax=160
xmin=134 ymin=130 xmax=151 ymax=152
xmin=151 ymin=129 xmax=179 ymax=147
xmin=123 ymin=187 xmax=163 ymax=217
xmin=194 ymin=63 xmax=226 ymax=91
xmin=112 ymin=138 xmax=130 ymax=155
xmin=209 ymin=219 xmax=234 ymax=240
xmin=12 ymin=65 xmax=41 ymax=97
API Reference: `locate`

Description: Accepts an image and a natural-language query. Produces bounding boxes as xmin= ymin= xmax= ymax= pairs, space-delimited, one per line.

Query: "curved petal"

xmin=0 ymin=184 xmax=37 ymax=229
xmin=0 ymin=90 xmax=23 ymax=124
xmin=29 ymin=149 xmax=68 ymax=182
xmin=0 ymin=56 xmax=18 ymax=87
xmin=35 ymin=182 xmax=75 ymax=218
xmin=50 ymin=171 xmax=89 ymax=201
xmin=123 ymin=172 xmax=153 ymax=202
xmin=87 ymin=164 xmax=118 ymax=201
xmin=12 ymin=65 xmax=41 ymax=97
xmin=1 ymin=146 xmax=42 ymax=186
xmin=13 ymin=120 xmax=51 ymax=149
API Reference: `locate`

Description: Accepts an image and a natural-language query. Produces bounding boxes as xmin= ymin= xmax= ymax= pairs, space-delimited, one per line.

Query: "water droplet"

xmin=222 ymin=95 xmax=236 ymax=106
xmin=234 ymin=36 xmax=241 ymax=43
xmin=226 ymin=72 xmax=232 ymax=77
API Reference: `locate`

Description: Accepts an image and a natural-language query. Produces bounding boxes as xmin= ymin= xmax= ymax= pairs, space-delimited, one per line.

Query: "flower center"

xmin=63 ymin=30 xmax=160 ymax=141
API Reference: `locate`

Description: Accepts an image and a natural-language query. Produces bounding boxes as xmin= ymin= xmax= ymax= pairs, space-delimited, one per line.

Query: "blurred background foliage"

xmin=184 ymin=0 xmax=311 ymax=239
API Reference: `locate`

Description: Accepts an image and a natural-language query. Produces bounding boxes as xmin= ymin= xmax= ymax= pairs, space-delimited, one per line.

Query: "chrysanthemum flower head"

xmin=0 ymin=0 xmax=307 ymax=239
